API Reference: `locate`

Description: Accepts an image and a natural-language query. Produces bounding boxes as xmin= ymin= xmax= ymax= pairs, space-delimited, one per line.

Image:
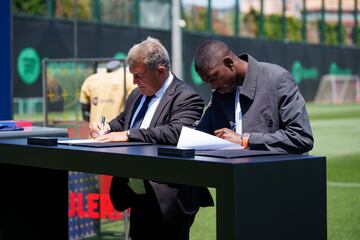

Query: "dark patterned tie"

xmin=131 ymin=95 xmax=154 ymax=129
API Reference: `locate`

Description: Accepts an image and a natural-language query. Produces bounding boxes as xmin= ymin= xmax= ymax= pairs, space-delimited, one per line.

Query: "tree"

xmin=12 ymin=0 xmax=47 ymax=16
xmin=12 ymin=0 xmax=93 ymax=20
xmin=55 ymin=0 xmax=92 ymax=20
xmin=183 ymin=6 xmax=207 ymax=32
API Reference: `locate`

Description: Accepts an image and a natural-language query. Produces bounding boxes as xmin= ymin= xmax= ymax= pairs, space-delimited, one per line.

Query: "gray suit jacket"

xmin=109 ymin=77 xmax=214 ymax=223
xmin=197 ymin=54 xmax=314 ymax=154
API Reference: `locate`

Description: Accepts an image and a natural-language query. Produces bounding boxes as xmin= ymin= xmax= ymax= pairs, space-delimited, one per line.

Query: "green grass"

xmin=91 ymin=103 xmax=360 ymax=240
xmin=191 ymin=188 xmax=216 ymax=240
xmin=307 ymin=103 xmax=360 ymax=121
xmin=327 ymin=186 xmax=360 ymax=240
xmin=307 ymin=103 xmax=360 ymax=240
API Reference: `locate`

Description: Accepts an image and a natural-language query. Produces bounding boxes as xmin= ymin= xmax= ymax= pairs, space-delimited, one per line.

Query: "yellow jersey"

xmin=80 ymin=67 xmax=135 ymax=124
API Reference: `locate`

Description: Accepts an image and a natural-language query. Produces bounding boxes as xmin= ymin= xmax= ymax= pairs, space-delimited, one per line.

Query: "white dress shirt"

xmin=130 ymin=73 xmax=174 ymax=128
xmin=235 ymin=86 xmax=243 ymax=134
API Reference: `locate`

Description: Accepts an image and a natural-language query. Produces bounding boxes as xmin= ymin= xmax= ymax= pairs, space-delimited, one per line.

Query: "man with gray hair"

xmin=89 ymin=37 xmax=213 ymax=240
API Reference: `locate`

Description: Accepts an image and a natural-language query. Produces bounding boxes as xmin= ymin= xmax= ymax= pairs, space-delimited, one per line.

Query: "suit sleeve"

xmin=249 ymin=72 xmax=314 ymax=154
xmin=127 ymin=88 xmax=204 ymax=145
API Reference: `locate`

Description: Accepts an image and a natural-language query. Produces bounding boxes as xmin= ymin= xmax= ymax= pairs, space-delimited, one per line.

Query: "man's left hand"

xmin=96 ymin=131 xmax=129 ymax=142
xmin=214 ymin=128 xmax=242 ymax=145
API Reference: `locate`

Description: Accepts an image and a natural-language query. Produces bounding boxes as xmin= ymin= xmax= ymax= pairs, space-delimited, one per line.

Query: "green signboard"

xmin=291 ymin=61 xmax=318 ymax=84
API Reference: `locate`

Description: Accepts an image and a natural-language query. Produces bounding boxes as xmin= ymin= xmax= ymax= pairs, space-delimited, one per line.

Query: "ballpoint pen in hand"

xmin=100 ymin=116 xmax=106 ymax=136
xmin=229 ymin=121 xmax=237 ymax=131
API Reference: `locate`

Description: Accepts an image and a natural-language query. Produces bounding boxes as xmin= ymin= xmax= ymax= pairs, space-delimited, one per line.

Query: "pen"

xmin=229 ymin=121 xmax=236 ymax=131
xmin=101 ymin=116 xmax=106 ymax=135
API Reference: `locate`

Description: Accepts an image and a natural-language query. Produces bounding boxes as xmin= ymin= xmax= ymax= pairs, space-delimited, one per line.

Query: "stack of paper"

xmin=58 ymin=139 xmax=98 ymax=144
xmin=177 ymin=127 xmax=243 ymax=151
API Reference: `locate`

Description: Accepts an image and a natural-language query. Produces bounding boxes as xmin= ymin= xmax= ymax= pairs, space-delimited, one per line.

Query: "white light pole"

xmin=171 ymin=0 xmax=185 ymax=79
xmin=73 ymin=0 xmax=78 ymax=58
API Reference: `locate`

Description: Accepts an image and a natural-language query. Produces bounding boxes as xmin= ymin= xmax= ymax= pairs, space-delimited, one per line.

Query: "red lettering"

xmin=68 ymin=192 xmax=122 ymax=220
xmin=100 ymin=194 xmax=121 ymax=220
xmin=68 ymin=192 xmax=76 ymax=217
xmin=77 ymin=192 xmax=87 ymax=218
xmin=87 ymin=193 xmax=100 ymax=218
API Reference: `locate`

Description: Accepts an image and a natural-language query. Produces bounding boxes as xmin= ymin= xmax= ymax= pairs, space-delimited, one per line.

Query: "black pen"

xmin=229 ymin=121 xmax=237 ymax=131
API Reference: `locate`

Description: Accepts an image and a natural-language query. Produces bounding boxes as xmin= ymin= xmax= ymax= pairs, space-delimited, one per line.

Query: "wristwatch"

xmin=126 ymin=129 xmax=131 ymax=137
xmin=241 ymin=133 xmax=251 ymax=148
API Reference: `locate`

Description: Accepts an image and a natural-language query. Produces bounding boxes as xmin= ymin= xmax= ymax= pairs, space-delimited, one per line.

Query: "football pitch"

xmin=93 ymin=103 xmax=360 ymax=240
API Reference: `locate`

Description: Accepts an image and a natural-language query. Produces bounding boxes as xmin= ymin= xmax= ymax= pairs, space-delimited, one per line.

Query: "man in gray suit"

xmin=89 ymin=37 xmax=213 ymax=240
xmin=194 ymin=40 xmax=313 ymax=154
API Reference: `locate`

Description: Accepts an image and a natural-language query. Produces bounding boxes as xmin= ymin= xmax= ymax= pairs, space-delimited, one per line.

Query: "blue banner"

xmin=68 ymin=172 xmax=99 ymax=240
xmin=0 ymin=0 xmax=11 ymax=120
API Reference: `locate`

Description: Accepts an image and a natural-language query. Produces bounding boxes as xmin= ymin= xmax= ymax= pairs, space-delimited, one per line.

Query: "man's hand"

xmin=214 ymin=128 xmax=242 ymax=145
xmin=89 ymin=122 xmax=110 ymax=138
xmin=96 ymin=131 xmax=129 ymax=142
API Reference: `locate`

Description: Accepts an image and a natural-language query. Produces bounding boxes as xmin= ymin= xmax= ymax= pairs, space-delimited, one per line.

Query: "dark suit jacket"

xmin=109 ymin=77 xmax=214 ymax=223
xmin=196 ymin=54 xmax=314 ymax=154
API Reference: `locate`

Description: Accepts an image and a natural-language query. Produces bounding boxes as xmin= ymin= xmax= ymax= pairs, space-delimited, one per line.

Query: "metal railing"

xmin=12 ymin=0 xmax=360 ymax=47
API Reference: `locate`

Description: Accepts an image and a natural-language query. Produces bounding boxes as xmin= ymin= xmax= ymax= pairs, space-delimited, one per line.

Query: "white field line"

xmin=327 ymin=181 xmax=360 ymax=188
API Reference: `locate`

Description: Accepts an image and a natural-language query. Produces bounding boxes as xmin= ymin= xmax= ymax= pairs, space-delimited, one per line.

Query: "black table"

xmin=0 ymin=126 xmax=68 ymax=139
xmin=0 ymin=139 xmax=326 ymax=240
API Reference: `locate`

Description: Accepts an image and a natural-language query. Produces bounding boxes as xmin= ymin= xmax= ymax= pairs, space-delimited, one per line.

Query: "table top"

xmin=0 ymin=138 xmax=324 ymax=188
xmin=0 ymin=126 xmax=68 ymax=139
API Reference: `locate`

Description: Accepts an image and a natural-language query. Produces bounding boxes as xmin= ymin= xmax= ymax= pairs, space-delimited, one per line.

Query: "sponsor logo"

xmin=69 ymin=192 xmax=121 ymax=220
xmin=329 ymin=62 xmax=352 ymax=76
xmin=92 ymin=97 xmax=115 ymax=105
xmin=291 ymin=61 xmax=319 ymax=84
xmin=17 ymin=47 xmax=40 ymax=85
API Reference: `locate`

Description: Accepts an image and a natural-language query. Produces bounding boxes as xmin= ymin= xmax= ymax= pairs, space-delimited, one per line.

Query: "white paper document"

xmin=58 ymin=139 xmax=98 ymax=144
xmin=177 ymin=127 xmax=243 ymax=151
